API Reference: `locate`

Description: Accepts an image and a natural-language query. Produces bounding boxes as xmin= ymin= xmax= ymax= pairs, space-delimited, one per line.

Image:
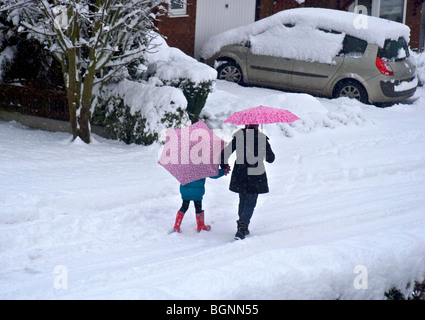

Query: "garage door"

xmin=194 ymin=0 xmax=256 ymax=59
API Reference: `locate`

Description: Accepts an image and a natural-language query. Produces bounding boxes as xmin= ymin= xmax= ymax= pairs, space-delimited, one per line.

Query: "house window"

xmin=350 ymin=0 xmax=406 ymax=24
xmin=379 ymin=0 xmax=405 ymax=23
xmin=169 ymin=0 xmax=187 ymax=17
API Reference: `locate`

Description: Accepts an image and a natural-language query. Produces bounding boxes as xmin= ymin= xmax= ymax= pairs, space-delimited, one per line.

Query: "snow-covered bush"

xmin=90 ymin=32 xmax=217 ymax=145
xmin=161 ymin=78 xmax=214 ymax=122
xmin=0 ymin=37 xmax=63 ymax=89
xmin=384 ymin=279 xmax=425 ymax=300
xmin=144 ymin=34 xmax=217 ymax=122
xmin=92 ymin=33 xmax=217 ymax=145
xmin=411 ymin=51 xmax=425 ymax=86
xmin=92 ymin=79 xmax=189 ymax=145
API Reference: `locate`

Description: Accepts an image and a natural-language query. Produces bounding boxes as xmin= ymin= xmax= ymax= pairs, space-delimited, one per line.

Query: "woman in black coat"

xmin=221 ymin=124 xmax=275 ymax=240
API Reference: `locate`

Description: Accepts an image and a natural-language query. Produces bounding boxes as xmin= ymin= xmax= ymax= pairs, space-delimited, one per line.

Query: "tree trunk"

xmin=67 ymin=87 xmax=79 ymax=141
xmin=78 ymin=107 xmax=91 ymax=143
xmin=61 ymin=49 xmax=80 ymax=141
xmin=78 ymin=72 xmax=95 ymax=143
xmin=78 ymin=97 xmax=92 ymax=144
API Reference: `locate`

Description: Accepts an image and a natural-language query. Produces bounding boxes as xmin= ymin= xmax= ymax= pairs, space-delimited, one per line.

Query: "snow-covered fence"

xmin=0 ymin=84 xmax=68 ymax=121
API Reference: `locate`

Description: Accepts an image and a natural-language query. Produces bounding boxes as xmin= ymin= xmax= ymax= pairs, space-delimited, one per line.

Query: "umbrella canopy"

xmin=158 ymin=120 xmax=226 ymax=185
xmin=224 ymin=105 xmax=300 ymax=125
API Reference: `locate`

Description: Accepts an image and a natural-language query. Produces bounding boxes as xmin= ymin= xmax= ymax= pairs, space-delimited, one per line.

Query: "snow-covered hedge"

xmin=92 ymin=34 xmax=217 ymax=145
xmin=412 ymin=51 xmax=425 ymax=86
xmin=92 ymin=79 xmax=189 ymax=145
xmin=161 ymin=78 xmax=214 ymax=122
xmin=144 ymin=34 xmax=217 ymax=122
xmin=145 ymin=33 xmax=217 ymax=85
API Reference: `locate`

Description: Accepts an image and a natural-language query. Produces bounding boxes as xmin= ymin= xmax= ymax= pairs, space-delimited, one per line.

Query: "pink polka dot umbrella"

xmin=224 ymin=105 xmax=300 ymax=125
xmin=158 ymin=120 xmax=226 ymax=186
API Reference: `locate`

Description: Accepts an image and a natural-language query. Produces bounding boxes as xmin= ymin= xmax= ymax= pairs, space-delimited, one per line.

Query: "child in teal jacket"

xmin=173 ymin=166 xmax=230 ymax=233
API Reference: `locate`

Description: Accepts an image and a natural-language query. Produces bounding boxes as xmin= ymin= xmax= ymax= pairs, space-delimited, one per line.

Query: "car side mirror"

xmin=244 ymin=40 xmax=251 ymax=48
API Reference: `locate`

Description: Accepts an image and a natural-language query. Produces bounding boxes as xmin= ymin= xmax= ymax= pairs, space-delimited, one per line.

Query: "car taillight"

xmin=376 ymin=57 xmax=394 ymax=76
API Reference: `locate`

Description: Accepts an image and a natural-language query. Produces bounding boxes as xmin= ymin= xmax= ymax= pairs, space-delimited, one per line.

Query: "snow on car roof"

xmin=200 ymin=8 xmax=411 ymax=61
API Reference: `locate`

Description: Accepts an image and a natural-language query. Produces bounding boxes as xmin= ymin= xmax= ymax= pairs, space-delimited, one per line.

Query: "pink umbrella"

xmin=224 ymin=105 xmax=300 ymax=125
xmin=158 ymin=120 xmax=226 ymax=185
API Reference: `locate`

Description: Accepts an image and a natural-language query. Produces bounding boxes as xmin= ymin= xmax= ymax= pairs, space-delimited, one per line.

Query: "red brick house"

xmin=156 ymin=0 xmax=425 ymax=59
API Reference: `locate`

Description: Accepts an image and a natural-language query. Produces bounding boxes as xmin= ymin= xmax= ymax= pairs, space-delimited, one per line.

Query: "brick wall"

xmin=406 ymin=0 xmax=424 ymax=49
xmin=257 ymin=0 xmax=299 ymax=19
xmin=155 ymin=1 xmax=197 ymax=57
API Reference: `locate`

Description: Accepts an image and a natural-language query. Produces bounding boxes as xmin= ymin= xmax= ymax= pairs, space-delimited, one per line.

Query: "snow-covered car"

xmin=200 ymin=8 xmax=417 ymax=105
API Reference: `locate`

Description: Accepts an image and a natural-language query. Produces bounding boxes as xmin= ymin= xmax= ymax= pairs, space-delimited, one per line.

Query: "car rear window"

xmin=339 ymin=35 xmax=368 ymax=57
xmin=378 ymin=37 xmax=409 ymax=61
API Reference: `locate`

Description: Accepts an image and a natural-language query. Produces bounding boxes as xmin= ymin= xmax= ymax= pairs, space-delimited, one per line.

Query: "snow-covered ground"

xmin=1 ymin=80 xmax=425 ymax=300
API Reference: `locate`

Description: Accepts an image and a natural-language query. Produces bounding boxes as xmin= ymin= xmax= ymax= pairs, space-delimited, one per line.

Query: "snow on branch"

xmin=1 ymin=0 xmax=166 ymax=79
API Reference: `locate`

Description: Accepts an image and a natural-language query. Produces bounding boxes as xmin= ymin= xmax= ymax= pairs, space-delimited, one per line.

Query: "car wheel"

xmin=216 ymin=62 xmax=243 ymax=84
xmin=334 ymin=80 xmax=368 ymax=104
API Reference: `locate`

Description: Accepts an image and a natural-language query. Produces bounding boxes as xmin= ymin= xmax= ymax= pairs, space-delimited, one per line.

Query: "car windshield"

xmin=378 ymin=37 xmax=409 ymax=61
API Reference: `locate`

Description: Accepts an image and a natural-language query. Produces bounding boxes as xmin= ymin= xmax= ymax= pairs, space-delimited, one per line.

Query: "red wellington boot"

xmin=173 ymin=211 xmax=185 ymax=233
xmin=196 ymin=211 xmax=211 ymax=232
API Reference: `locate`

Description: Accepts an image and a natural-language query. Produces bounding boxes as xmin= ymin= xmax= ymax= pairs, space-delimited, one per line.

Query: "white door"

xmin=194 ymin=0 xmax=256 ymax=60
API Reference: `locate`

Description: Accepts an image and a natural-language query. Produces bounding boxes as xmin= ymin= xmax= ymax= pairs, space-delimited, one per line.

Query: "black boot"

xmin=235 ymin=220 xmax=249 ymax=240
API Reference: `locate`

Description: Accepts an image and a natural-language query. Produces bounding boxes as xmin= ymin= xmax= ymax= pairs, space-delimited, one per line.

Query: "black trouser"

xmin=179 ymin=200 xmax=203 ymax=214
xmin=238 ymin=193 xmax=258 ymax=224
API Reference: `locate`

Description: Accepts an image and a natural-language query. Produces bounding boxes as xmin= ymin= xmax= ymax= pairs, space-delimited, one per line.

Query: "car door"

xmin=291 ymin=34 xmax=367 ymax=93
xmin=291 ymin=57 xmax=344 ymax=92
xmin=246 ymin=48 xmax=294 ymax=90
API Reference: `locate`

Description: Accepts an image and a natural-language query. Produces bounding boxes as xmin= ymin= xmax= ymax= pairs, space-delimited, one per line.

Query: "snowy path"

xmin=1 ymin=81 xmax=425 ymax=299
